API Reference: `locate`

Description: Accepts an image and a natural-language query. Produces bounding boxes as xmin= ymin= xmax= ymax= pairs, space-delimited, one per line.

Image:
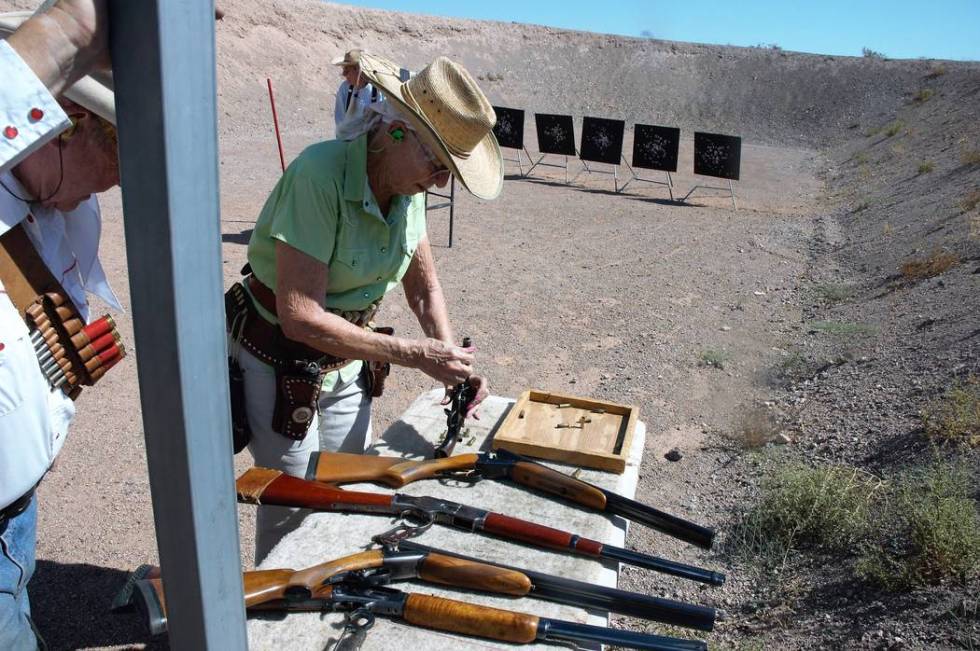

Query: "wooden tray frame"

xmin=491 ymin=390 xmax=638 ymax=473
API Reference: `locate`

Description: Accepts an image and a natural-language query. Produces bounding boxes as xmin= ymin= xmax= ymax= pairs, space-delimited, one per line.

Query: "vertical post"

xmin=729 ymin=180 xmax=737 ymax=211
xmin=267 ymin=78 xmax=286 ymax=173
xmin=448 ymin=177 xmax=456 ymax=248
xmin=109 ymin=2 xmax=248 ymax=649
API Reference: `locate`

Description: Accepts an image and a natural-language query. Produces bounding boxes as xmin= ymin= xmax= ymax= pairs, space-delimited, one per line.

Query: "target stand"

xmin=503 ymin=146 xmax=534 ymax=177
xmin=574 ymin=156 xmax=624 ymax=191
xmin=680 ymin=180 xmax=737 ymax=210
xmin=425 ymin=177 xmax=457 ymax=247
xmin=573 ymin=117 xmax=626 ymax=192
xmin=618 ymin=161 xmax=674 ymax=199
xmin=529 ymin=113 xmax=577 ymax=184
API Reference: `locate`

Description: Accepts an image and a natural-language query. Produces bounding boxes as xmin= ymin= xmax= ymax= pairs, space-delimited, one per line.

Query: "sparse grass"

xmin=961 ymin=190 xmax=980 ymax=213
xmin=883 ymin=222 xmax=894 ymax=236
xmin=865 ymin=127 xmax=881 ymax=138
xmin=962 ymin=148 xmax=980 ymax=166
xmin=912 ymin=88 xmax=935 ymax=103
xmin=854 ymin=198 xmax=871 ymax=212
xmin=734 ymin=463 xmax=879 ymax=563
xmin=918 ymin=161 xmax=935 ymax=174
xmin=883 ymin=120 xmax=905 ymax=137
xmin=699 ymin=348 xmax=729 ymax=370
xmin=812 ymin=282 xmax=854 ymax=304
xmin=854 ymin=151 xmax=869 ymax=164
xmin=856 ymin=460 xmax=980 ymax=590
xmin=922 ymin=378 xmax=980 ymax=446
xmin=862 ymin=47 xmax=886 ymax=59
xmin=925 ymin=63 xmax=947 ymax=78
xmin=808 ymin=320 xmax=877 ymax=336
xmin=729 ymin=405 xmax=782 ymax=449
xmin=900 ymin=248 xmax=959 ymax=281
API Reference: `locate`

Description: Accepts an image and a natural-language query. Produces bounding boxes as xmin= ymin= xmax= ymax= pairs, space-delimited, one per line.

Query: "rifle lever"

xmin=371 ymin=508 xmax=435 ymax=546
xmin=435 ymin=468 xmax=484 ymax=485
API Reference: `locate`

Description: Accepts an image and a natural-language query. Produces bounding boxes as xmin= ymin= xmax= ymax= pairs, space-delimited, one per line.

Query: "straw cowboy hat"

xmin=331 ymin=49 xmax=362 ymax=67
xmin=358 ymin=52 xmax=503 ymax=200
xmin=0 ymin=2 xmax=116 ymax=125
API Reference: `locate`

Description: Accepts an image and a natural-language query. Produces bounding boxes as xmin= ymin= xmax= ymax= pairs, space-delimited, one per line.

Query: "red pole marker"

xmin=267 ymin=78 xmax=286 ymax=173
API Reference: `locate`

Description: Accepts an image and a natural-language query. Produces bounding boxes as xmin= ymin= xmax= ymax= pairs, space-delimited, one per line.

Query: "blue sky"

xmin=334 ymin=0 xmax=980 ymax=61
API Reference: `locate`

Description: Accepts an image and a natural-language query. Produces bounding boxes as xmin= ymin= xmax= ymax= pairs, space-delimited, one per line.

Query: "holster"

xmin=227 ymin=356 xmax=251 ymax=453
xmin=272 ymin=360 xmax=327 ymax=440
xmin=362 ymin=326 xmax=394 ymax=399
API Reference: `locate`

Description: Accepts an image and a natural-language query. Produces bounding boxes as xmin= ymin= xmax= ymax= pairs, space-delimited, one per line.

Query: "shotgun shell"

xmin=88 ymin=354 xmax=121 ymax=383
xmin=84 ymin=315 xmax=114 ymax=339
xmin=78 ymin=332 xmax=115 ymax=363
xmin=44 ymin=292 xmax=68 ymax=308
xmin=61 ymin=317 xmax=83 ymax=336
xmin=54 ymin=305 xmax=74 ymax=321
xmin=26 ymin=303 xmax=45 ymax=319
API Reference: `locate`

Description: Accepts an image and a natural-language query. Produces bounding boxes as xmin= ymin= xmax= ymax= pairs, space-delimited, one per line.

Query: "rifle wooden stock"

xmin=236 ymin=467 xmax=393 ymax=510
xmin=508 ymin=461 xmax=608 ymax=510
xmin=309 ymin=451 xmax=481 ymax=487
xmin=243 ymin=550 xmax=383 ymax=606
xmin=482 ymin=512 xmax=604 ymax=556
xmin=417 ymin=551 xmax=531 ymax=596
xmin=403 ymin=593 xmax=540 ymax=644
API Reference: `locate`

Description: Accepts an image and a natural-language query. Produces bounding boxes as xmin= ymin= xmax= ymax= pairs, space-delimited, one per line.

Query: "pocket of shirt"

xmin=330 ymin=247 xmax=372 ymax=292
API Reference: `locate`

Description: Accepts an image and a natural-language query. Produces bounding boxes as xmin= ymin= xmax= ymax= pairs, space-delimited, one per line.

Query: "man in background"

xmin=332 ymin=48 xmax=384 ymax=139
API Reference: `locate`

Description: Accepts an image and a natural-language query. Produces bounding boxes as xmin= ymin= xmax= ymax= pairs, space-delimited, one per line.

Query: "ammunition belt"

xmin=25 ymin=292 xmax=126 ymax=400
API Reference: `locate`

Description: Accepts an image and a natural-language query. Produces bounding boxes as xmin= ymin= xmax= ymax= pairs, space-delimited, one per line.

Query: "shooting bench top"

xmin=247 ymin=389 xmax=647 ymax=650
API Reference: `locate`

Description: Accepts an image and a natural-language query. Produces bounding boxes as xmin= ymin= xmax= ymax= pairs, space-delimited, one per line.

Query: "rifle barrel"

xmin=539 ymin=618 xmax=707 ymax=651
xmin=398 ymin=540 xmax=716 ymax=631
xmin=599 ymin=545 xmax=726 ymax=587
xmin=603 ymin=489 xmax=716 ymax=550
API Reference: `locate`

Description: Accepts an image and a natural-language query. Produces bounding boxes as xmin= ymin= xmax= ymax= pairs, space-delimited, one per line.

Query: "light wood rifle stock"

xmin=403 ymin=593 xmax=540 ymax=644
xmin=308 ymin=451 xmax=481 ymax=487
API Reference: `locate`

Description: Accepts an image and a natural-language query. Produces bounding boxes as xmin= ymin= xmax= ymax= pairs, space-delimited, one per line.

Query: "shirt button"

xmin=3 ymin=125 xmax=18 ymax=139
xmin=351 ymin=260 xmax=357 ymax=266
xmin=29 ymin=108 xmax=44 ymax=121
xmin=363 ymin=292 xmax=370 ymax=298
xmin=380 ymin=247 xmax=387 ymax=253
xmin=376 ymin=276 xmax=382 ymax=281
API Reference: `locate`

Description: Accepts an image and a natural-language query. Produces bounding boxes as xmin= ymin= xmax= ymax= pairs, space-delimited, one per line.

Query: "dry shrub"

xmin=699 ymin=348 xmax=729 ymax=370
xmin=917 ymin=161 xmax=935 ymax=174
xmin=884 ymin=120 xmax=905 ymax=137
xmin=912 ymin=88 xmax=934 ymax=103
xmin=730 ymin=405 xmax=781 ymax=449
xmin=900 ymin=249 xmax=959 ymax=281
xmin=922 ymin=378 xmax=980 ymax=446
xmin=856 ymin=461 xmax=980 ymax=589
xmin=925 ymin=63 xmax=947 ymax=78
xmin=962 ymin=149 xmax=980 ymax=166
xmin=960 ymin=190 xmax=980 ymax=213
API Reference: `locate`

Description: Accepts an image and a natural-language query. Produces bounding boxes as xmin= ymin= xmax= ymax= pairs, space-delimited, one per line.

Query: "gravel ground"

xmin=1 ymin=1 xmax=977 ymax=649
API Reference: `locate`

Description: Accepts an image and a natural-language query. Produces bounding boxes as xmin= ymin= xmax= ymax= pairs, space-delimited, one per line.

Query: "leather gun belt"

xmin=227 ymin=276 xmax=376 ymax=371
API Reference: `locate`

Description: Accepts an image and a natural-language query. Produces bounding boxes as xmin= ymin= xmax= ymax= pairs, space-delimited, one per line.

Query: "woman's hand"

xmin=414 ymin=337 xmax=473 ymax=386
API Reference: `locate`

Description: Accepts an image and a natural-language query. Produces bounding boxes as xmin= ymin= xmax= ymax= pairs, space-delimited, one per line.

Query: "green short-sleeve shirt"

xmin=246 ymin=134 xmax=427 ymax=384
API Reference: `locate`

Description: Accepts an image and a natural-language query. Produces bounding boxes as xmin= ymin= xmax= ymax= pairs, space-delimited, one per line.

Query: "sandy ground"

xmin=1 ymin=0 xmax=977 ymax=649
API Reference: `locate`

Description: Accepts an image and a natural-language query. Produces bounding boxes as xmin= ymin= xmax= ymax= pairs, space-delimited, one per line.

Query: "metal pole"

xmin=447 ymin=177 xmax=456 ymax=248
xmin=109 ymin=2 xmax=248 ymax=649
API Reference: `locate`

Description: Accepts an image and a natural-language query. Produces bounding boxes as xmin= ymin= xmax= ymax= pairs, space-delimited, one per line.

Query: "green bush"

xmin=857 ymin=462 xmax=980 ymax=589
xmin=699 ymin=348 xmax=729 ymax=370
xmin=735 ymin=463 xmax=878 ymax=560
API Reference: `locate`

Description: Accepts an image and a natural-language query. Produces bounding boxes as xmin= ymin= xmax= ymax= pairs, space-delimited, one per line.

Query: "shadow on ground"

xmin=32 ymin=560 xmax=167 ymax=650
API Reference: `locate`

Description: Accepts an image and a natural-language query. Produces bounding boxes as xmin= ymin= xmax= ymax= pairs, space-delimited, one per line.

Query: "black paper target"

xmin=534 ymin=113 xmax=576 ymax=156
xmin=579 ymin=117 xmax=625 ymax=165
xmin=632 ymin=124 xmax=680 ymax=172
xmin=491 ymin=106 xmax=525 ymax=150
xmin=693 ymin=132 xmax=741 ymax=180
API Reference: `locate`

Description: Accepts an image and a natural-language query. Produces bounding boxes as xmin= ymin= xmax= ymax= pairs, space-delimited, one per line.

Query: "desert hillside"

xmin=1 ymin=1 xmax=977 ymax=650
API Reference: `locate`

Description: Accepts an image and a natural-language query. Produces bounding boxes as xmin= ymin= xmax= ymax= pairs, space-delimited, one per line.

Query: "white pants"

xmin=238 ymin=348 xmax=372 ymax=563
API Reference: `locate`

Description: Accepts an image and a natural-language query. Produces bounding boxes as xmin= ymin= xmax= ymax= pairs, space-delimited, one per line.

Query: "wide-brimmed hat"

xmin=358 ymin=52 xmax=502 ymax=200
xmin=0 ymin=5 xmax=116 ymax=125
xmin=331 ymin=49 xmax=362 ymax=67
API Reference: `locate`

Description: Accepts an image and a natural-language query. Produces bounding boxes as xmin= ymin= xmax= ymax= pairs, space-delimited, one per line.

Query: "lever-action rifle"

xmin=306 ymin=448 xmax=715 ymax=549
xmin=237 ymin=467 xmax=725 ymax=586
xmin=433 ymin=336 xmax=476 ymax=458
xmin=116 ymin=564 xmax=708 ymax=650
xmin=113 ymin=543 xmax=716 ymax=632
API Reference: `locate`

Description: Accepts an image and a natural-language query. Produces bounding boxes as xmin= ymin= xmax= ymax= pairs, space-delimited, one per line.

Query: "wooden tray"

xmin=491 ymin=390 xmax=638 ymax=473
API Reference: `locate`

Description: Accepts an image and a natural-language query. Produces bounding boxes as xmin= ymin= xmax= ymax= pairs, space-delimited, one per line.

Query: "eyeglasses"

xmin=61 ymin=114 xmax=118 ymax=150
xmin=414 ymin=131 xmax=448 ymax=177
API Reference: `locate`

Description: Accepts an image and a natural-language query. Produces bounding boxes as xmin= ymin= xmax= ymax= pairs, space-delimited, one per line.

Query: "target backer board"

xmin=632 ymin=124 xmax=680 ymax=172
xmin=491 ymin=106 xmax=525 ymax=150
xmin=579 ymin=117 xmax=625 ymax=165
xmin=693 ymin=132 xmax=741 ymax=180
xmin=534 ymin=113 xmax=577 ymax=156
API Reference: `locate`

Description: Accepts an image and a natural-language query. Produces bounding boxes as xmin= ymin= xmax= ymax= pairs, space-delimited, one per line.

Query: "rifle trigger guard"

xmin=371 ymin=508 xmax=435 ymax=546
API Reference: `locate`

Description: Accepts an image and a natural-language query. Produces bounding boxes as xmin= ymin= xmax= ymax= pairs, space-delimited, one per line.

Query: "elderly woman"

xmin=231 ymin=53 xmax=502 ymax=560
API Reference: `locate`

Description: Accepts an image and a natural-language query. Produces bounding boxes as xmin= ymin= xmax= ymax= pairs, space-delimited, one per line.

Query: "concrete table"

xmin=247 ymin=389 xmax=646 ymax=650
